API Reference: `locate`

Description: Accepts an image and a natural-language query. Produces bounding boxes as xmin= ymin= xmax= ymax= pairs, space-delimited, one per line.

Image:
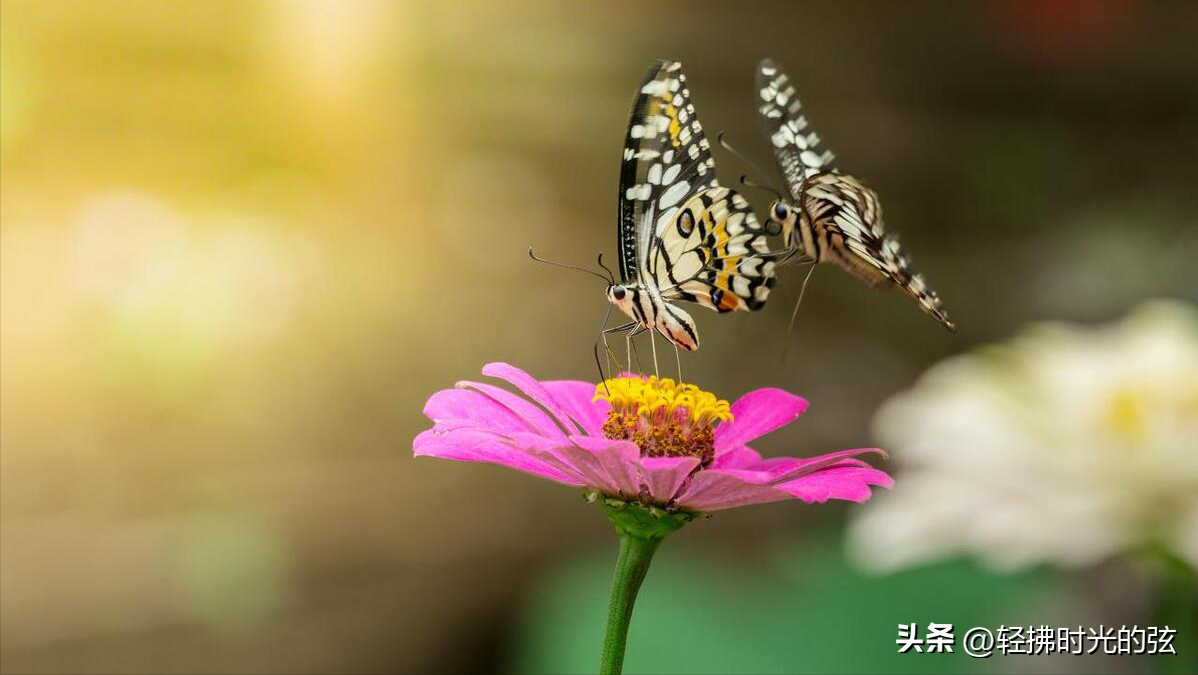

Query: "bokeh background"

xmin=2 ymin=1 xmax=1196 ymax=673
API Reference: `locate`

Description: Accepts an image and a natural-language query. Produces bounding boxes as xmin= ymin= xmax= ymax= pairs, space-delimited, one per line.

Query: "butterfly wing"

xmin=649 ymin=186 xmax=775 ymax=312
xmin=619 ymin=60 xmax=775 ymax=312
xmin=804 ymin=174 xmax=956 ymax=331
xmin=755 ymin=58 xmax=836 ymax=199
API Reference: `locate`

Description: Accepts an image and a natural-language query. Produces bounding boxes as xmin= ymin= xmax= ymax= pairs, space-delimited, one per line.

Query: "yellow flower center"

xmin=594 ymin=375 xmax=732 ymax=466
xmin=1104 ymin=387 xmax=1146 ymax=443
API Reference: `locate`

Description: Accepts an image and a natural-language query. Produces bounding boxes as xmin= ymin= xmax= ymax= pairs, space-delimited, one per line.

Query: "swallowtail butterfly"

xmin=607 ymin=60 xmax=778 ymax=351
xmin=756 ymin=58 xmax=955 ymax=332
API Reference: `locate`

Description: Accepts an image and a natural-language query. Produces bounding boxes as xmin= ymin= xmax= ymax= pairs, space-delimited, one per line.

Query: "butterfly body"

xmin=610 ymin=60 xmax=777 ymax=351
xmin=606 ymin=281 xmax=699 ymax=351
xmin=786 ymin=173 xmax=891 ymax=289
xmin=757 ymin=58 xmax=955 ymax=332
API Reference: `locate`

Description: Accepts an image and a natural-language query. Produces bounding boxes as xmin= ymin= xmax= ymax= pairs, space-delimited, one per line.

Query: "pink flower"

xmin=413 ymin=363 xmax=892 ymax=512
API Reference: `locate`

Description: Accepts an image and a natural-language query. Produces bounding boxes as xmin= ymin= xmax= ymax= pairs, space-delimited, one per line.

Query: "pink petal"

xmin=531 ymin=436 xmax=643 ymax=499
xmin=413 ymin=428 xmax=585 ymax=486
xmin=482 ymin=362 xmax=585 ymax=435
xmin=723 ymin=447 xmax=888 ymax=486
xmin=423 ymin=389 xmax=536 ymax=435
xmin=713 ymin=388 xmax=809 ymax=453
xmin=776 ymin=464 xmax=894 ymax=503
xmin=511 ymin=435 xmax=599 ymax=482
xmin=673 ymin=469 xmax=795 ymax=512
xmin=542 ymin=379 xmax=609 ymax=436
xmin=575 ymin=435 xmax=642 ymax=497
xmin=638 ymin=456 xmax=701 ymax=504
xmin=711 ymin=445 xmax=763 ymax=469
xmin=455 ymin=381 xmax=567 ymax=439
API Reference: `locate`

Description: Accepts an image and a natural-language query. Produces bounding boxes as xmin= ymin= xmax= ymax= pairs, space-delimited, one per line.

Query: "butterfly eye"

xmin=611 ymin=286 xmax=627 ymax=301
xmin=772 ymin=202 xmax=790 ymax=220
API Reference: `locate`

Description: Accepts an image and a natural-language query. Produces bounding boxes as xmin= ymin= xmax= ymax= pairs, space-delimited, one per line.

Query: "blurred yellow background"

xmin=1 ymin=1 xmax=1195 ymax=673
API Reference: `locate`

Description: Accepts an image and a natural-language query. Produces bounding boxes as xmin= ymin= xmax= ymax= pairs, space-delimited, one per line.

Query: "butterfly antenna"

xmin=529 ymin=247 xmax=613 ymax=284
xmin=782 ymin=263 xmax=817 ymax=363
xmin=740 ymin=174 xmax=785 ymax=203
xmin=716 ymin=131 xmax=785 ymax=199
xmin=593 ymin=302 xmax=615 ymax=396
xmin=596 ymin=252 xmax=616 ymax=284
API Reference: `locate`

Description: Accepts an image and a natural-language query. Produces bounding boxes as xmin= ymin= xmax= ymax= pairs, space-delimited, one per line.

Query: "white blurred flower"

xmin=849 ymin=300 xmax=1198 ymax=572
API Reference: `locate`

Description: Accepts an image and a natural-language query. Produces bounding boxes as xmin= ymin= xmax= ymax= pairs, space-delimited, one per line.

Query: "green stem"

xmin=590 ymin=494 xmax=697 ymax=674
xmin=599 ymin=533 xmax=661 ymax=675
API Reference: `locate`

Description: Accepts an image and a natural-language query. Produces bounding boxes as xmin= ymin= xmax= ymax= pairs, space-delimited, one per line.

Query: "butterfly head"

xmin=606 ymin=283 xmax=634 ymax=313
xmin=767 ymin=199 xmax=800 ymax=247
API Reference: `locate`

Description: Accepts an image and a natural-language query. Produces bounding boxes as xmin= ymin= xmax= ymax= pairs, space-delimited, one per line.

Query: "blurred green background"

xmin=1 ymin=1 xmax=1195 ymax=673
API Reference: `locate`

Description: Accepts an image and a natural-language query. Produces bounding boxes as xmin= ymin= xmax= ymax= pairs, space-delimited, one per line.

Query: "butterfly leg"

xmin=628 ymin=331 xmax=645 ymax=374
xmin=782 ymin=262 xmax=818 ymax=363
xmin=649 ymin=327 xmax=660 ymax=379
xmin=600 ymin=320 xmax=638 ymax=376
xmin=625 ymin=324 xmax=649 ymax=375
xmin=673 ymin=344 xmax=682 ymax=383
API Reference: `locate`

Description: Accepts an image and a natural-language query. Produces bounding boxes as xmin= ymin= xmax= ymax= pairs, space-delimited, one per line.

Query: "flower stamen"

xmin=595 ymin=376 xmax=732 ymax=466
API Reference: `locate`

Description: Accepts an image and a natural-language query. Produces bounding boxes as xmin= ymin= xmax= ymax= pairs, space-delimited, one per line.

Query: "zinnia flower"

xmin=414 ymin=362 xmax=892 ymax=515
xmin=848 ymin=300 xmax=1198 ymax=573
xmin=414 ymin=362 xmax=892 ymax=674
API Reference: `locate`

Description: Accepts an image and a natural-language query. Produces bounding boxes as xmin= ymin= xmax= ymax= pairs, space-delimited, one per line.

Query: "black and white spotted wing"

xmin=605 ymin=60 xmax=778 ymax=351
xmin=756 ymin=58 xmax=837 ymax=195
xmin=755 ymin=58 xmax=956 ymax=332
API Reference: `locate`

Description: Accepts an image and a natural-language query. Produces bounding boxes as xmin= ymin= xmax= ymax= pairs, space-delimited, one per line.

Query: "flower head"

xmin=848 ymin=300 xmax=1198 ymax=572
xmin=414 ymin=363 xmax=892 ymax=513
xmin=597 ymin=375 xmax=731 ymax=466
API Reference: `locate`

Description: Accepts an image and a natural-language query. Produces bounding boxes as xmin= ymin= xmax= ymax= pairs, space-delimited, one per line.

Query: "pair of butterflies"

xmin=605 ymin=59 xmax=955 ymax=353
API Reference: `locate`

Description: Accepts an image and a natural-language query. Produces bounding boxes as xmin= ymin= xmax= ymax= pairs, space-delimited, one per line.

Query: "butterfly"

xmin=606 ymin=59 xmax=779 ymax=352
xmin=755 ymin=58 xmax=956 ymax=332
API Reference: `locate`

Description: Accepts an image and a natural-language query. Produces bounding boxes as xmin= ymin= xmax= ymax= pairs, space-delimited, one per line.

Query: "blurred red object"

xmin=993 ymin=0 xmax=1137 ymax=62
